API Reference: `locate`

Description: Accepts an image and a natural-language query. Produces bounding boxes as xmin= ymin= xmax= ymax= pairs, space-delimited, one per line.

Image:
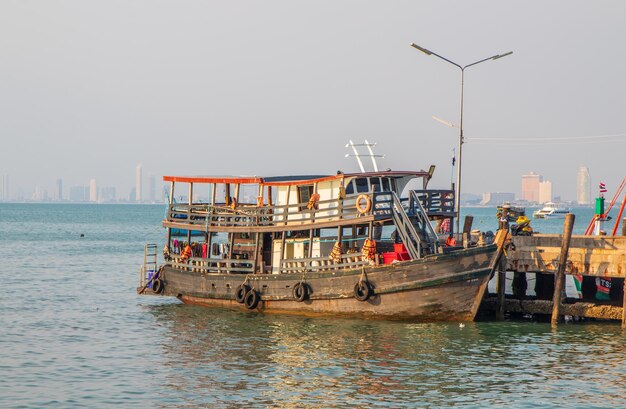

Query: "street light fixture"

xmin=410 ymin=43 xmax=512 ymax=235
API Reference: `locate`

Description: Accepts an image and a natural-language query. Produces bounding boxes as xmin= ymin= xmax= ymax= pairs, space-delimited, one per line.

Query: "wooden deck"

xmin=483 ymin=232 xmax=626 ymax=326
xmin=506 ymin=234 xmax=626 ymax=277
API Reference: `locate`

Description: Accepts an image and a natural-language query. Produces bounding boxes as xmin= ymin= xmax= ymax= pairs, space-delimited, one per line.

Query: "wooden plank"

xmin=506 ymin=235 xmax=626 ymax=278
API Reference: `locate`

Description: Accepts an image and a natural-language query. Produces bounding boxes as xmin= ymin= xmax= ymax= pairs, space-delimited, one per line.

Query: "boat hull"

xmin=153 ymin=245 xmax=496 ymax=321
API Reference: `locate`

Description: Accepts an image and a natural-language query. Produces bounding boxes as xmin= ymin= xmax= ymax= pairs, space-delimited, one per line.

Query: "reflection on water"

xmin=149 ymin=305 xmax=626 ymax=408
xmin=2 ymin=204 xmax=626 ymax=408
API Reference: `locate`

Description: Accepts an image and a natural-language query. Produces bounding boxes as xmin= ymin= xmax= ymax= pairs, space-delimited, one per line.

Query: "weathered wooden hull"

xmin=152 ymin=244 xmax=496 ymax=321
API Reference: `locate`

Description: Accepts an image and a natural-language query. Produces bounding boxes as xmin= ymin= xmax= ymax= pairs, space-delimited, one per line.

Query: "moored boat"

xmin=138 ymin=168 xmax=498 ymax=321
xmin=497 ymin=203 xmax=526 ymax=222
xmin=532 ymin=202 xmax=571 ymax=219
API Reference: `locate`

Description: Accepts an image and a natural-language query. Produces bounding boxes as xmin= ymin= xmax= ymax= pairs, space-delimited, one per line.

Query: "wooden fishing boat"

xmin=138 ymin=168 xmax=497 ymax=321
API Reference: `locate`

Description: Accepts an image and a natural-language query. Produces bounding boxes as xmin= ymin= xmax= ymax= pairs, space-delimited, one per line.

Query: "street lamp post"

xmin=410 ymin=43 xmax=512 ymax=236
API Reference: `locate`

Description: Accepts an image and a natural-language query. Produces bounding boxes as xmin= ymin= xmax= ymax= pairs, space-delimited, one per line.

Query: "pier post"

xmin=622 ymin=218 xmax=626 ymax=236
xmin=551 ymin=213 xmax=575 ymax=326
xmin=492 ymin=229 xmax=509 ymax=321
xmin=496 ymin=256 xmax=506 ymax=321
xmin=462 ymin=215 xmax=473 ymax=236
xmin=622 ymin=279 xmax=626 ymax=329
xmin=462 ymin=215 xmax=473 ymax=248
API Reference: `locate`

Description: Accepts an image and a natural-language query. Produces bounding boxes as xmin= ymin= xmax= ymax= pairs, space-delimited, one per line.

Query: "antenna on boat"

xmin=345 ymin=140 xmax=385 ymax=172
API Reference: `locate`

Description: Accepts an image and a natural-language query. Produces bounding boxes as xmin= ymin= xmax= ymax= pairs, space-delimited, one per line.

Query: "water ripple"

xmin=1 ymin=204 xmax=626 ymax=408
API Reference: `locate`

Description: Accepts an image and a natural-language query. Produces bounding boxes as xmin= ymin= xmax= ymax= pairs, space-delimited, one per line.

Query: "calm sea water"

xmin=1 ymin=203 xmax=625 ymax=408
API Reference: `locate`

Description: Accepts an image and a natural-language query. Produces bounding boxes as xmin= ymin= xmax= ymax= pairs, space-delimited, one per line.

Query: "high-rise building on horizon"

xmin=577 ymin=166 xmax=591 ymax=206
xmin=70 ymin=186 xmax=88 ymax=202
xmin=56 ymin=178 xmax=63 ymax=201
xmin=521 ymin=172 xmax=542 ymax=203
xmin=89 ymin=179 xmax=97 ymax=202
xmin=100 ymin=186 xmax=117 ymax=202
xmin=539 ymin=180 xmax=552 ymax=204
xmin=32 ymin=185 xmax=48 ymax=201
xmin=1 ymin=174 xmax=9 ymax=201
xmin=136 ymin=163 xmax=142 ymax=203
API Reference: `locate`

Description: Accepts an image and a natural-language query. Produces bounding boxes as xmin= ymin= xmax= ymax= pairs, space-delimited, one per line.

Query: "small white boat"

xmin=533 ymin=202 xmax=571 ymax=219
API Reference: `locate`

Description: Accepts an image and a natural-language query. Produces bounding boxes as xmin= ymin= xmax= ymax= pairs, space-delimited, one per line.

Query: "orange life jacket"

xmin=181 ymin=245 xmax=192 ymax=260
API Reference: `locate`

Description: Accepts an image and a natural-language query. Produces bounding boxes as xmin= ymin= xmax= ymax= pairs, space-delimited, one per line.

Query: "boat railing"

xmin=168 ymin=256 xmax=255 ymax=274
xmin=409 ymin=189 xmax=455 ymax=217
xmin=279 ymin=252 xmax=369 ymax=274
xmin=165 ymin=194 xmax=372 ymax=229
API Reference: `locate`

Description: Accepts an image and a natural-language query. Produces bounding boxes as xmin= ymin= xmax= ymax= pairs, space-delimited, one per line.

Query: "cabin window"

xmin=297 ymin=185 xmax=314 ymax=210
xmin=355 ymin=178 xmax=369 ymax=193
xmin=382 ymin=178 xmax=390 ymax=192
xmin=345 ymin=181 xmax=355 ymax=195
xmin=371 ymin=178 xmax=382 ymax=192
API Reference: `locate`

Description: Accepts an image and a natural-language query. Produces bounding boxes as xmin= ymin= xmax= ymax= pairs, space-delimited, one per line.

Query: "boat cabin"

xmin=159 ymin=169 xmax=456 ymax=276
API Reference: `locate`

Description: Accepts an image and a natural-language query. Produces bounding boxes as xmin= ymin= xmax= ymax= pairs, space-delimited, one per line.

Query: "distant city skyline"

xmin=0 ymin=166 xmax=596 ymax=206
xmin=0 ymin=170 xmax=163 ymax=203
xmin=2 ymin=3 xmax=626 ymax=205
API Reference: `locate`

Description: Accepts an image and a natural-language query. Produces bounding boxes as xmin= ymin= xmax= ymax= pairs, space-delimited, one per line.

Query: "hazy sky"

xmin=2 ymin=1 xmax=626 ymax=200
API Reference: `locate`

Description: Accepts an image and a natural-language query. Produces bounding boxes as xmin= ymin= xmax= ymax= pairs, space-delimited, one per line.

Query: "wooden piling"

xmin=463 ymin=215 xmax=473 ymax=235
xmin=496 ymin=257 xmax=506 ymax=321
xmin=622 ymin=279 xmax=626 ymax=329
xmin=622 ymin=218 xmax=626 ymax=236
xmin=492 ymin=229 xmax=509 ymax=321
xmin=551 ymin=213 xmax=575 ymax=326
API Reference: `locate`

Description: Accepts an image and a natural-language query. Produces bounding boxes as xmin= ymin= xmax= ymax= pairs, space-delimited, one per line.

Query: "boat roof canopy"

xmin=163 ymin=170 xmax=430 ymax=186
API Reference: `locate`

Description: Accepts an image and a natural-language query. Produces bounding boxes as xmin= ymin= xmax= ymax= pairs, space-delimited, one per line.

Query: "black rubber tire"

xmin=152 ymin=278 xmax=164 ymax=294
xmin=354 ymin=281 xmax=371 ymax=302
xmin=293 ymin=282 xmax=309 ymax=302
xmin=244 ymin=289 xmax=260 ymax=310
xmin=235 ymin=284 xmax=250 ymax=303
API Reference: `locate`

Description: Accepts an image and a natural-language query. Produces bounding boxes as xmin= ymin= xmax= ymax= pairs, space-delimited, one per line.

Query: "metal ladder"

xmin=140 ymin=244 xmax=158 ymax=287
xmin=409 ymin=190 xmax=441 ymax=254
xmin=390 ymin=192 xmax=431 ymax=259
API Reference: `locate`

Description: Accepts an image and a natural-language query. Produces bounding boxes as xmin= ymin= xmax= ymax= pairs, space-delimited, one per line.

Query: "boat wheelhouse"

xmin=139 ymin=169 xmax=497 ymax=321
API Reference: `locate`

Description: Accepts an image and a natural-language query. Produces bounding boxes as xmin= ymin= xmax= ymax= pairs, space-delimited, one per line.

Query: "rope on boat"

xmin=358 ymin=265 xmax=368 ymax=284
xmin=138 ymin=266 xmax=163 ymax=295
xmin=354 ymin=266 xmax=372 ymax=302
